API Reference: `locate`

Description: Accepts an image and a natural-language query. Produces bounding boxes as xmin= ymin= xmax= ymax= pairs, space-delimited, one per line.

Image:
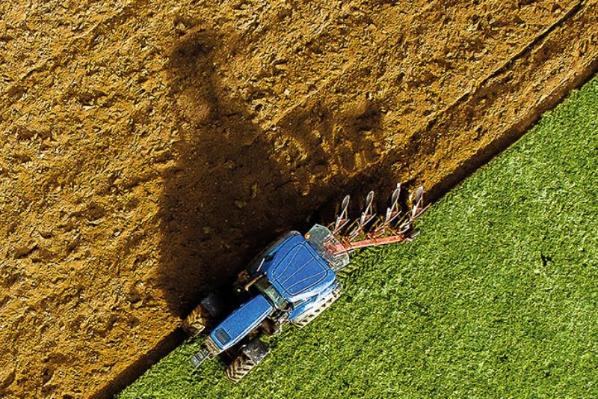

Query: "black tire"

xmin=182 ymin=304 xmax=207 ymax=337
xmin=226 ymin=339 xmax=269 ymax=382
xmin=183 ymin=293 xmax=224 ymax=337
xmin=261 ymin=318 xmax=283 ymax=336
xmin=226 ymin=354 xmax=257 ymax=382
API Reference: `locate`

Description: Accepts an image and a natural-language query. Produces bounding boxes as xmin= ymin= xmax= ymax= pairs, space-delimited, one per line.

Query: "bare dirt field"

xmin=0 ymin=1 xmax=596 ymax=398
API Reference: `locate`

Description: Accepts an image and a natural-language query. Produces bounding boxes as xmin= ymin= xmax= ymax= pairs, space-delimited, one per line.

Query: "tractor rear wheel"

xmin=293 ymin=286 xmax=341 ymax=328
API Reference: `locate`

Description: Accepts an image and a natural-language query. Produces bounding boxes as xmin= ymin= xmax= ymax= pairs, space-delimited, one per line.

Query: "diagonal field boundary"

xmin=91 ymin=2 xmax=597 ymax=398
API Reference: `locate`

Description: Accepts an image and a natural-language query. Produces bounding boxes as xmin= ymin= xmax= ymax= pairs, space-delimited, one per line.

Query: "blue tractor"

xmin=183 ymin=184 xmax=425 ymax=381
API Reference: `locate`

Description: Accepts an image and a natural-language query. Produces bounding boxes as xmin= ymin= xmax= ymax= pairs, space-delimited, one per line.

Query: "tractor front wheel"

xmin=182 ymin=293 xmax=224 ymax=337
xmin=182 ymin=304 xmax=208 ymax=337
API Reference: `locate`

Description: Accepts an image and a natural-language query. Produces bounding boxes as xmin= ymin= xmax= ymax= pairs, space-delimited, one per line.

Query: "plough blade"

xmin=384 ymin=183 xmax=401 ymax=224
xmin=331 ymin=195 xmax=350 ymax=235
xmin=346 ymin=190 xmax=376 ymax=240
xmin=359 ymin=191 xmax=376 ymax=227
xmin=410 ymin=186 xmax=425 ymax=219
xmin=371 ymin=183 xmax=401 ymax=237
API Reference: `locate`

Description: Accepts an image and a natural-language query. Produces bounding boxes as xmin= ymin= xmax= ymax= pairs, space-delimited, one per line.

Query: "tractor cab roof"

xmin=263 ymin=233 xmax=336 ymax=304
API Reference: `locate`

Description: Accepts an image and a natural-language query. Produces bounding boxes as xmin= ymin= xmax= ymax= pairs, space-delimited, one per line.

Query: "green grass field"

xmin=120 ymin=76 xmax=597 ymax=398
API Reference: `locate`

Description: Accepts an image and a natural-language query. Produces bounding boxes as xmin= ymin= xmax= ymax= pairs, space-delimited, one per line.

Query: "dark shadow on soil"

xmin=156 ymin=28 xmax=386 ymax=317
xmin=157 ymin=29 xmax=294 ymax=316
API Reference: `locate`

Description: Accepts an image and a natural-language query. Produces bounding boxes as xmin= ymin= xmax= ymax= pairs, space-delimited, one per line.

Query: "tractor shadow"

xmin=157 ymin=28 xmax=387 ymax=317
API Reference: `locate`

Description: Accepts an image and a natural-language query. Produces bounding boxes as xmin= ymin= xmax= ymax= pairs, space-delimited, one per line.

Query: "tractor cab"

xmin=260 ymin=232 xmax=336 ymax=304
xmin=242 ymin=226 xmax=348 ymax=308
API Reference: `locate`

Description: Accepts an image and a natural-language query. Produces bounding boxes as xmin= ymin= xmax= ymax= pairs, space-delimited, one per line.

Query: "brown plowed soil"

xmin=0 ymin=1 xmax=596 ymax=398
